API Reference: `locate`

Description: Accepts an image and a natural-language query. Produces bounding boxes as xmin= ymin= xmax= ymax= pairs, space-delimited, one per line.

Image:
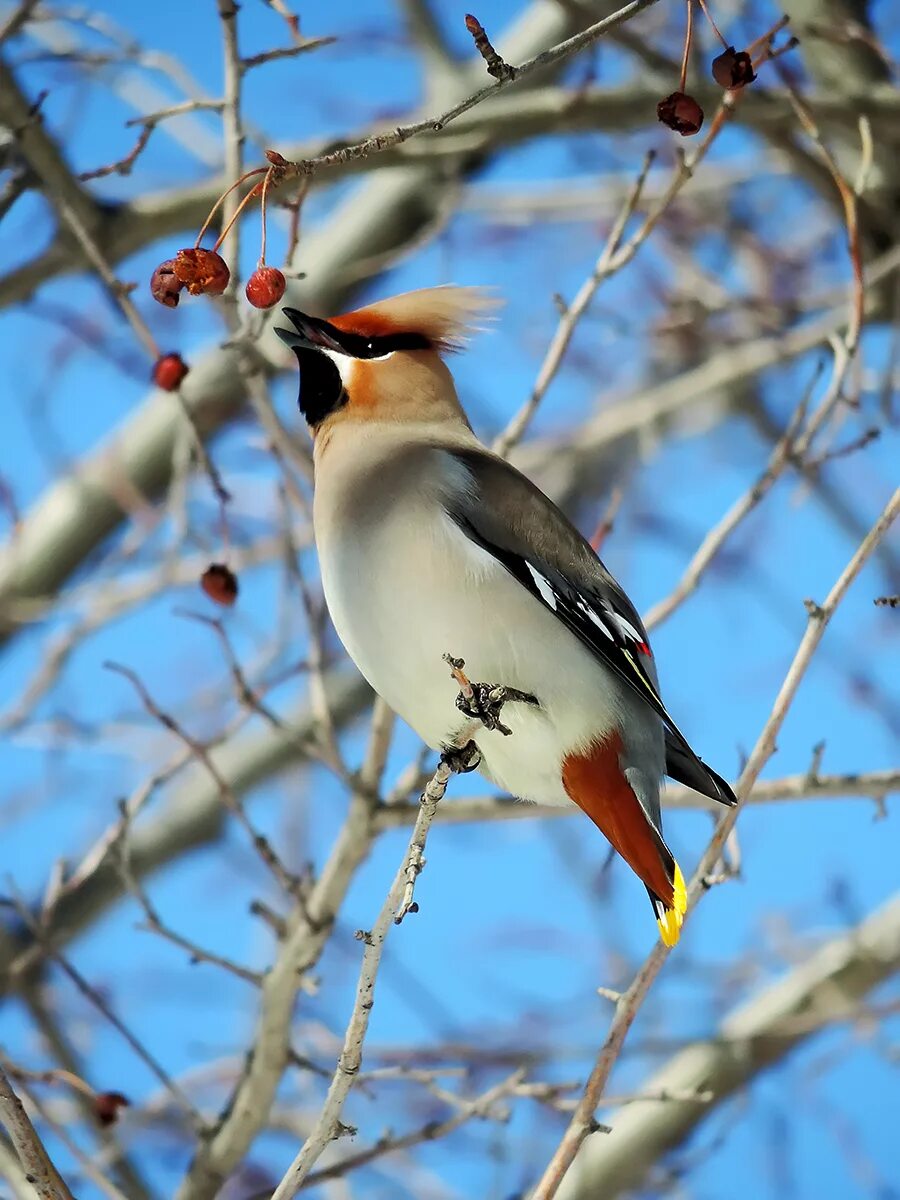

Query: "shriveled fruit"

xmin=150 ymin=259 xmax=184 ymax=308
xmin=657 ymin=91 xmax=704 ymax=136
xmin=172 ymin=247 xmax=231 ymax=296
xmin=711 ymin=46 xmax=756 ymax=88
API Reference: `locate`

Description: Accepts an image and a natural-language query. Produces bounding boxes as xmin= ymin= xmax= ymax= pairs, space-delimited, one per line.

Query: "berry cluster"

xmin=656 ymin=1 xmax=782 ymax=137
xmin=146 ymin=157 xmax=293 ymax=609
xmin=148 ymin=152 xmax=290 ymax=391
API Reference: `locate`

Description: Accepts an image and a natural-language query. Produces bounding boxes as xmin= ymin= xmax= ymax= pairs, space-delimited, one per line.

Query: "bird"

xmin=275 ymin=286 xmax=737 ymax=945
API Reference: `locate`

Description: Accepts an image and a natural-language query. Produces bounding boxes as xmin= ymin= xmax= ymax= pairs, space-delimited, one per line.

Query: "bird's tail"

xmin=646 ymin=862 xmax=687 ymax=948
xmin=664 ymin=729 xmax=737 ymax=807
xmin=561 ymin=736 xmax=688 ymax=945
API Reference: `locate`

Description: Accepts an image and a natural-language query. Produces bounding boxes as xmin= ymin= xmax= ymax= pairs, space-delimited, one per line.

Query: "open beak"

xmin=274 ymin=308 xmax=345 ymax=354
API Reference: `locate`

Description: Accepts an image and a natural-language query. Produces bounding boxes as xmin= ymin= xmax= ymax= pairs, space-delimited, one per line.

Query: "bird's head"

xmin=274 ymin=285 xmax=497 ymax=436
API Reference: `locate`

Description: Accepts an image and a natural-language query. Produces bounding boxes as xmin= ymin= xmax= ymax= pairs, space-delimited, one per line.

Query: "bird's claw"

xmin=455 ymin=682 xmax=538 ymax=737
xmin=440 ymin=740 xmax=482 ymax=774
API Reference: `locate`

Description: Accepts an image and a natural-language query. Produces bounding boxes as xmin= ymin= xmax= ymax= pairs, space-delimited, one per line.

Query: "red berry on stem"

xmin=152 ymin=353 xmax=189 ymax=391
xmin=150 ymin=260 xmax=183 ymax=308
xmin=172 ymin=248 xmax=231 ymax=296
xmin=657 ymin=92 xmax=704 ymax=136
xmin=201 ymin=563 xmax=239 ymax=607
xmin=246 ymin=266 xmax=286 ymax=309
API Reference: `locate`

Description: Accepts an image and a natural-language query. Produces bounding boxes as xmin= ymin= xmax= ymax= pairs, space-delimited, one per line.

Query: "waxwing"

xmin=276 ymin=286 xmax=736 ymax=945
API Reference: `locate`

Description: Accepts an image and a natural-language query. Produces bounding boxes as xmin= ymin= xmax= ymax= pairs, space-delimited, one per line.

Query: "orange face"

xmin=275 ymin=286 xmax=498 ymax=433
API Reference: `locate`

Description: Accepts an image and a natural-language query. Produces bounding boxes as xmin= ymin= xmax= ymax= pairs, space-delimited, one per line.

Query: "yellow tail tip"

xmin=657 ymin=863 xmax=688 ymax=947
xmin=673 ymin=863 xmax=687 ymax=915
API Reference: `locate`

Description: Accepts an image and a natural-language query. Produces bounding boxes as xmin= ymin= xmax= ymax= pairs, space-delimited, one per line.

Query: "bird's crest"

xmin=331 ymin=285 xmax=500 ymax=354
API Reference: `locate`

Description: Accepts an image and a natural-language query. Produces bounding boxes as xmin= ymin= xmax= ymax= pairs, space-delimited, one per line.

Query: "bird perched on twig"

xmin=276 ymin=286 xmax=736 ymax=945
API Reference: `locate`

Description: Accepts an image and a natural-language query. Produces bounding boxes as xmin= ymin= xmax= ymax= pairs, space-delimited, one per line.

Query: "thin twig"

xmin=493 ymin=151 xmax=655 ymax=457
xmin=52 ymin=196 xmax=159 ymax=362
xmin=530 ymin=486 xmax=900 ymax=1198
xmin=9 ymin=894 xmax=205 ymax=1130
xmin=269 ymin=750 xmax=469 ymax=1198
xmin=216 ymin=0 xmax=245 ymax=286
xmin=114 ymin=800 xmax=263 ymax=986
xmin=271 ymin=0 xmax=665 ymax=188
xmin=104 ymin=661 xmax=299 ymax=893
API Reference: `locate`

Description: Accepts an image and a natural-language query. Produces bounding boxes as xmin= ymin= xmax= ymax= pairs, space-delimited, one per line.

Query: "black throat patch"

xmin=293 ymin=348 xmax=346 ymax=427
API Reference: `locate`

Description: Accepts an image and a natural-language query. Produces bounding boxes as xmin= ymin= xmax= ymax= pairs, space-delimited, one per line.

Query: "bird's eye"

xmin=366 ymin=341 xmax=375 ymax=354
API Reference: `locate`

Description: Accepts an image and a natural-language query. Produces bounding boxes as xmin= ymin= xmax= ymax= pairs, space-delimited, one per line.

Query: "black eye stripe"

xmin=336 ymin=330 xmax=432 ymax=357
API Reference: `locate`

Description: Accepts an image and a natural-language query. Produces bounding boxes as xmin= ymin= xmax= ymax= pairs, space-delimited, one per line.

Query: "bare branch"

xmin=0 ymin=0 xmax=624 ymax=645
xmin=532 ymin=485 xmax=900 ymax=1198
xmin=494 ymin=150 xmax=655 ymax=457
xmin=556 ymin=891 xmax=900 ymax=1198
xmin=0 ymin=1062 xmax=75 ymax=1200
xmin=269 ymin=751 xmax=466 ymax=1197
xmin=375 ymin=767 xmax=900 ymax=828
xmin=0 ymin=670 xmax=370 ymax=997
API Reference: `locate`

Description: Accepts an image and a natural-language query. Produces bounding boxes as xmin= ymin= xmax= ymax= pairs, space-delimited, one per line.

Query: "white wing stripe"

xmin=609 ymin=610 xmax=644 ymax=644
xmin=526 ymin=563 xmax=558 ymax=611
xmin=585 ymin=607 xmax=615 ymax=638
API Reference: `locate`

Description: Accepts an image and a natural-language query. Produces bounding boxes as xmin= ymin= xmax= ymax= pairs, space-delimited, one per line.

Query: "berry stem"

xmin=194 ymin=166 xmax=267 ymax=250
xmin=258 ymin=165 xmax=274 ymax=268
xmin=678 ymin=0 xmax=695 ymax=94
xmin=696 ymin=0 xmax=728 ymax=49
xmin=212 ymin=176 xmax=267 ymax=255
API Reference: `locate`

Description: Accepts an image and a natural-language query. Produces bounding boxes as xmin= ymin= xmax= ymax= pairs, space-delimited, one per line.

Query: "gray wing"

xmin=441 ymin=445 xmax=736 ymax=808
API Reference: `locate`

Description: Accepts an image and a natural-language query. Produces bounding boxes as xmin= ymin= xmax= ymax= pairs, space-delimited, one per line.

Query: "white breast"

xmin=313 ymin=424 xmax=624 ymax=807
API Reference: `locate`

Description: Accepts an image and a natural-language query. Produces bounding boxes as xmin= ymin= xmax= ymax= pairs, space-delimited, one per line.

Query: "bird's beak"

xmin=274 ymin=308 xmax=345 ymax=354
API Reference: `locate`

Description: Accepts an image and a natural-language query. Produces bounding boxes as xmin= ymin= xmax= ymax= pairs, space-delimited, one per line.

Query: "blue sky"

xmin=0 ymin=2 xmax=898 ymax=1198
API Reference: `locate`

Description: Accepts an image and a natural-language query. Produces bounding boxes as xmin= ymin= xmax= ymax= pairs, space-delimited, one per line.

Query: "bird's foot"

xmin=455 ymin=681 xmax=538 ymax=737
xmin=443 ymin=654 xmax=538 ymax=738
xmin=440 ymin=740 xmax=482 ymax=774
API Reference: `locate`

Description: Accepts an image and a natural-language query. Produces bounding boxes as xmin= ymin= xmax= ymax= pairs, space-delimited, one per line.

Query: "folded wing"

xmin=441 ymin=446 xmax=736 ymax=808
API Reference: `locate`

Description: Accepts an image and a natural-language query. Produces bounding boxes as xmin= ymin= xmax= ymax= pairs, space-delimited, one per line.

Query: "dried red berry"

xmin=172 ymin=248 xmax=231 ymax=296
xmin=152 ymin=352 xmax=189 ymax=391
xmin=245 ymin=266 xmax=286 ymax=309
xmin=657 ymin=92 xmax=704 ymax=136
xmin=201 ymin=563 xmax=238 ymax=607
xmin=93 ymin=1091 xmax=129 ymax=1127
xmin=150 ymin=260 xmax=184 ymax=308
xmin=711 ymin=46 xmax=756 ymax=88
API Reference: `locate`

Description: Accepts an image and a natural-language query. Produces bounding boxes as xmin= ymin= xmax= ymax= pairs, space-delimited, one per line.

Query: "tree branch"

xmin=531 ymin=484 xmax=900 ymax=1197
xmin=0 ymin=1062 xmax=74 ymax=1200
xmin=4 ymin=80 xmax=898 ymax=311
xmin=0 ymin=669 xmax=370 ymax=996
xmin=556 ymin=891 xmax=900 ymax=1198
xmin=0 ymin=0 xmax=634 ymax=645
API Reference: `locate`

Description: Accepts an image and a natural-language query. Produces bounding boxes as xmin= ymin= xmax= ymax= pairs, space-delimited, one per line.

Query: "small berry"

xmin=657 ymin=92 xmax=704 ymax=136
xmin=152 ymin=352 xmax=189 ymax=391
xmin=93 ymin=1092 xmax=129 ymax=1127
xmin=201 ymin=563 xmax=239 ymax=607
xmin=245 ymin=266 xmax=286 ymax=309
xmin=172 ymin=248 xmax=231 ymax=296
xmin=711 ymin=46 xmax=756 ymax=89
xmin=150 ymin=260 xmax=183 ymax=308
